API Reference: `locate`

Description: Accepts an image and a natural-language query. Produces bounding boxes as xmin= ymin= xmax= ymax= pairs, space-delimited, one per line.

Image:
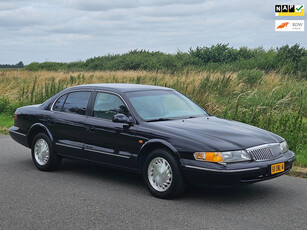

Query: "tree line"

xmin=21 ymin=44 xmax=307 ymax=79
xmin=0 ymin=61 xmax=24 ymax=69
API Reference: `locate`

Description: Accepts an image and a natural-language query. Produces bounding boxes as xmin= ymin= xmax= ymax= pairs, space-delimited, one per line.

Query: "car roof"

xmin=69 ymin=83 xmax=171 ymax=93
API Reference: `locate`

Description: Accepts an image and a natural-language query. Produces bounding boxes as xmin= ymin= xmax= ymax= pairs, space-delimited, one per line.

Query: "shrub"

xmin=237 ymin=70 xmax=263 ymax=85
xmin=23 ymin=44 xmax=306 ymax=78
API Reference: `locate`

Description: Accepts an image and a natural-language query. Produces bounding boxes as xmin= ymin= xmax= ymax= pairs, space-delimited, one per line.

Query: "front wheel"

xmin=143 ymin=149 xmax=186 ymax=199
xmin=31 ymin=133 xmax=61 ymax=171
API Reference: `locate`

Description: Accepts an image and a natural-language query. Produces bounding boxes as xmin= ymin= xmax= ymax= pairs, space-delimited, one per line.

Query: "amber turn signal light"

xmin=194 ymin=152 xmax=223 ymax=162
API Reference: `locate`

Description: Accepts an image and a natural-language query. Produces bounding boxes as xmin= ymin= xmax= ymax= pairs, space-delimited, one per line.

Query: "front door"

xmin=84 ymin=92 xmax=140 ymax=169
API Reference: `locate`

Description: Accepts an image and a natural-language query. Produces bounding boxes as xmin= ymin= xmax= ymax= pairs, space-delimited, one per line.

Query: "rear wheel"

xmin=143 ymin=149 xmax=186 ymax=199
xmin=31 ymin=133 xmax=61 ymax=171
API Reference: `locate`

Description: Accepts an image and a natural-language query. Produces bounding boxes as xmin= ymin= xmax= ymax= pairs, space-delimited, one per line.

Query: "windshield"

xmin=126 ymin=90 xmax=208 ymax=121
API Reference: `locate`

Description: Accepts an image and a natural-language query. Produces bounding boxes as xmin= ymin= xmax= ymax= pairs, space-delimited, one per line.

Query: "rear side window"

xmin=92 ymin=92 xmax=129 ymax=120
xmin=54 ymin=91 xmax=91 ymax=115
xmin=53 ymin=94 xmax=67 ymax=111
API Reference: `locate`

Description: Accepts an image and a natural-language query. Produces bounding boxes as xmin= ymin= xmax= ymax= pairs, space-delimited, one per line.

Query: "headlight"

xmin=194 ymin=150 xmax=251 ymax=163
xmin=280 ymin=141 xmax=289 ymax=153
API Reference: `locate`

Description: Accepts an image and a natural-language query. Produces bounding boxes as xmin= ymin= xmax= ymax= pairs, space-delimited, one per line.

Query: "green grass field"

xmin=0 ymin=114 xmax=13 ymax=134
xmin=0 ymin=69 xmax=306 ymax=166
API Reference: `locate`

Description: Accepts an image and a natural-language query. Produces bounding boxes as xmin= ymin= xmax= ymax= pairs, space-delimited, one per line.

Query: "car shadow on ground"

xmin=59 ymin=158 xmax=145 ymax=187
xmin=56 ymin=158 xmax=279 ymax=203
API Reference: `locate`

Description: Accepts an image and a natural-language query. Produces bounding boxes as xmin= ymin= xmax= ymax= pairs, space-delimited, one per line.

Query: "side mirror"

xmin=113 ymin=113 xmax=134 ymax=125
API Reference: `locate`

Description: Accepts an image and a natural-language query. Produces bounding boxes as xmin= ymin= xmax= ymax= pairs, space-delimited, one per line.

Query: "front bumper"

xmin=181 ymin=150 xmax=296 ymax=187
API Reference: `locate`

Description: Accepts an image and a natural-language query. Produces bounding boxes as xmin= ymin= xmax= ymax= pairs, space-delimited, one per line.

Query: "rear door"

xmin=48 ymin=91 xmax=92 ymax=159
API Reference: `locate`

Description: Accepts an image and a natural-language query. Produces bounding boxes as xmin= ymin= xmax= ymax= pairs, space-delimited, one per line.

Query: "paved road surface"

xmin=0 ymin=134 xmax=306 ymax=230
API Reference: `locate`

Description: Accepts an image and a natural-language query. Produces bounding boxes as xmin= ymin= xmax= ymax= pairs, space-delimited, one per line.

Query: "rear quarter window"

xmin=53 ymin=94 xmax=67 ymax=111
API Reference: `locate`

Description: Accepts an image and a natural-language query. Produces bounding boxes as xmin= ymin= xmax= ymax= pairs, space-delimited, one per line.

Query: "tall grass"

xmin=0 ymin=70 xmax=306 ymax=166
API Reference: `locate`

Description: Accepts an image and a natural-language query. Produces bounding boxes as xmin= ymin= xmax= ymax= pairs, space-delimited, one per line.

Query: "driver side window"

xmin=92 ymin=92 xmax=129 ymax=120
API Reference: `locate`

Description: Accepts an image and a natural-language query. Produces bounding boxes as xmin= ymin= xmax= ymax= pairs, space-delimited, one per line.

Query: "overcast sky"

xmin=0 ymin=0 xmax=306 ymax=64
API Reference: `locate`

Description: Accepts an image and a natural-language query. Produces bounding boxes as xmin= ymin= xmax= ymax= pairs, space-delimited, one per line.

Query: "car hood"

xmin=145 ymin=116 xmax=283 ymax=151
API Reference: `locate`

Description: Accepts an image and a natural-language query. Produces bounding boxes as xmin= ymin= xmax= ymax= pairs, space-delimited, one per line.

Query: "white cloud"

xmin=64 ymin=0 xmax=207 ymax=11
xmin=0 ymin=0 xmax=305 ymax=64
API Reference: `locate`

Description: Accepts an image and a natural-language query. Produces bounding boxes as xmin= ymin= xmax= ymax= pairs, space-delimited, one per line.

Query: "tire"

xmin=143 ymin=149 xmax=186 ymax=199
xmin=31 ymin=133 xmax=61 ymax=171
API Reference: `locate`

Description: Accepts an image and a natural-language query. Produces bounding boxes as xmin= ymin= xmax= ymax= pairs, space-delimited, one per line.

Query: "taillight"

xmin=14 ymin=113 xmax=17 ymax=121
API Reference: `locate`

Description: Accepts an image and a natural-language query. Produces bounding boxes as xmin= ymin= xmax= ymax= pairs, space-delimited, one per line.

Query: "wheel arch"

xmin=27 ymin=123 xmax=54 ymax=147
xmin=137 ymin=139 xmax=182 ymax=170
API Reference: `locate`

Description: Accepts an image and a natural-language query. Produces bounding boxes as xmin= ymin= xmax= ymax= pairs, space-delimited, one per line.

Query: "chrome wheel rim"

xmin=148 ymin=157 xmax=173 ymax=192
xmin=34 ymin=139 xmax=49 ymax=166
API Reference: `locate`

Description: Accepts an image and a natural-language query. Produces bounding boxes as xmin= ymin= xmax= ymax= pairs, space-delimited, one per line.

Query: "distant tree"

xmin=0 ymin=61 xmax=24 ymax=69
xmin=275 ymin=44 xmax=305 ymax=73
xmin=22 ymin=44 xmax=306 ymax=77
xmin=16 ymin=61 xmax=24 ymax=68
xmin=276 ymin=44 xmax=304 ymax=65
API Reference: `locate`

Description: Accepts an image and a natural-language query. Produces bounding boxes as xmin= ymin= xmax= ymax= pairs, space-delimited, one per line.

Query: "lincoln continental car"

xmin=9 ymin=84 xmax=296 ymax=198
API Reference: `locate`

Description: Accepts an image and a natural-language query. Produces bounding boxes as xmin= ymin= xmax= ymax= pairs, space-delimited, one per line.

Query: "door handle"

xmin=48 ymin=119 xmax=55 ymax=125
xmin=87 ymin=126 xmax=96 ymax=132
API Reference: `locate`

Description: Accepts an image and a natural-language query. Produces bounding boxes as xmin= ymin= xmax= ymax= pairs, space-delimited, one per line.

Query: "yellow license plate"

xmin=271 ymin=163 xmax=285 ymax=174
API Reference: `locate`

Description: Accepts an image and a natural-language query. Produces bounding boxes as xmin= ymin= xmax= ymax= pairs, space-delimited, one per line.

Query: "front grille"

xmin=246 ymin=144 xmax=282 ymax=161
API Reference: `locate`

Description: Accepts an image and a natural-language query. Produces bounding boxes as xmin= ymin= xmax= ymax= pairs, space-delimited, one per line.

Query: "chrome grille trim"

xmin=246 ymin=143 xmax=282 ymax=161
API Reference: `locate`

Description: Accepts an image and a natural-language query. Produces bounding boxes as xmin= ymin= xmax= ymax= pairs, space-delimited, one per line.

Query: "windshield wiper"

xmin=185 ymin=116 xmax=197 ymax=119
xmin=146 ymin=118 xmax=173 ymax=122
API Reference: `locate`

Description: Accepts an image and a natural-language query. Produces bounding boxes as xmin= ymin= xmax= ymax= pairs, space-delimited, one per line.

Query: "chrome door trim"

xmin=55 ymin=142 xmax=83 ymax=150
xmin=84 ymin=148 xmax=130 ymax=159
